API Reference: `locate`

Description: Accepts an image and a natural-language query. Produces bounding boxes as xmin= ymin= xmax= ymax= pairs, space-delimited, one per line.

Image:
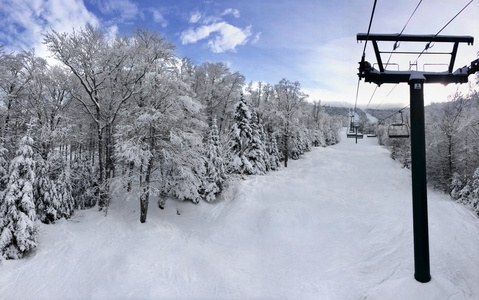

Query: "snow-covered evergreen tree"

xmin=34 ymin=155 xmax=74 ymax=224
xmin=450 ymin=172 xmax=463 ymax=200
xmin=470 ymin=168 xmax=479 ymax=215
xmin=268 ymin=136 xmax=281 ymax=171
xmin=227 ymin=95 xmax=254 ymax=175
xmin=0 ymin=142 xmax=8 ymax=192
xmin=70 ymin=157 xmax=98 ymax=209
xmin=458 ymin=180 xmax=472 ymax=206
xmin=247 ymin=111 xmax=267 ymax=175
xmin=203 ymin=118 xmax=226 ymax=202
xmin=0 ymin=135 xmax=37 ymax=259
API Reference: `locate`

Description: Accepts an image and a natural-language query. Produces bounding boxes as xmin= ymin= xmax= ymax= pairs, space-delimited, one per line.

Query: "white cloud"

xmin=0 ymin=0 xmax=99 ymax=58
xmin=181 ymin=22 xmax=252 ymax=53
xmin=189 ymin=11 xmax=202 ymax=24
xmin=151 ymin=9 xmax=168 ymax=28
xmin=180 ymin=9 xmax=254 ymax=53
xmin=252 ymin=32 xmax=261 ymax=44
xmin=220 ymin=8 xmax=240 ymax=19
xmin=208 ymin=24 xmax=251 ymax=53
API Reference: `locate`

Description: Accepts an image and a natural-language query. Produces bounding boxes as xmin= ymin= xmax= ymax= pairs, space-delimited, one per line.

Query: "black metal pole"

xmin=409 ymin=77 xmax=431 ymax=283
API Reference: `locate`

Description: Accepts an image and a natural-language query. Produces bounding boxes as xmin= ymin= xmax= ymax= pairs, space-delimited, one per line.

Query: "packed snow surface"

xmin=1 ymin=131 xmax=479 ymax=299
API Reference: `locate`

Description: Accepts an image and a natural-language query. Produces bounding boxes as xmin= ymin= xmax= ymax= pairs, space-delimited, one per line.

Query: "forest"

xmin=0 ymin=25 xmax=342 ymax=259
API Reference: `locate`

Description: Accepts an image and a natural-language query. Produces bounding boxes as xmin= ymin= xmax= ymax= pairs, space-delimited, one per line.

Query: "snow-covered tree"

xmin=203 ymin=118 xmax=226 ymax=202
xmin=0 ymin=142 xmax=8 ymax=191
xmin=267 ymin=135 xmax=281 ymax=171
xmin=227 ymin=95 xmax=254 ymax=175
xmin=115 ymin=48 xmax=205 ymax=222
xmin=246 ymin=111 xmax=267 ymax=175
xmin=272 ymin=79 xmax=307 ymax=167
xmin=469 ymin=168 xmax=479 ymax=215
xmin=0 ymin=51 xmax=32 ymax=142
xmin=34 ymin=155 xmax=74 ymax=224
xmin=192 ymin=62 xmax=245 ymax=135
xmin=0 ymin=135 xmax=37 ymax=259
xmin=458 ymin=181 xmax=472 ymax=206
xmin=70 ymin=157 xmax=98 ymax=209
xmin=44 ymin=26 xmax=175 ymax=208
xmin=450 ymin=172 xmax=463 ymax=200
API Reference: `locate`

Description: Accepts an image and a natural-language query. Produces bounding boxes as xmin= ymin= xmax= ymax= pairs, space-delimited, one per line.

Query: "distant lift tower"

xmin=357 ymin=33 xmax=479 ymax=283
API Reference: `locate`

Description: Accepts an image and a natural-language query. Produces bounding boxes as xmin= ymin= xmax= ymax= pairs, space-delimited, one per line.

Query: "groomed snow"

xmin=1 ymin=130 xmax=479 ymax=299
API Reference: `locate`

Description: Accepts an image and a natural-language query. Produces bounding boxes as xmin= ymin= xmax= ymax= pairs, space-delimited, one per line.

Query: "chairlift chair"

xmin=347 ymin=126 xmax=363 ymax=139
xmin=347 ymin=131 xmax=363 ymax=139
xmin=347 ymin=130 xmax=357 ymax=138
xmin=388 ymin=110 xmax=410 ymax=138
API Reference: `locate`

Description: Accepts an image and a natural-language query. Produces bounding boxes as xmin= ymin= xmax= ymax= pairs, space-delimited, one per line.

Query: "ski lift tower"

xmin=357 ymin=33 xmax=479 ymax=283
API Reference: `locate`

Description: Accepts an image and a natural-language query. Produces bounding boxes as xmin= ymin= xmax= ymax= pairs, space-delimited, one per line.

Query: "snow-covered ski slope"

xmin=1 ymin=130 xmax=479 ymax=300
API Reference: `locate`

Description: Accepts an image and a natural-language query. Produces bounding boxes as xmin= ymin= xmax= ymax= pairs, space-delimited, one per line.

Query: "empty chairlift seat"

xmin=388 ymin=110 xmax=410 ymax=138
xmin=388 ymin=123 xmax=410 ymax=138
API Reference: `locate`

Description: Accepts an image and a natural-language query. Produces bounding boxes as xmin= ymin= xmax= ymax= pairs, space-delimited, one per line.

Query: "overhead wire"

xmin=353 ymin=0 xmax=377 ymax=116
xmin=412 ymin=0 xmax=474 ymax=65
xmin=366 ymin=0 xmax=423 ymax=111
xmin=376 ymin=104 xmax=411 ymax=124
xmin=366 ymin=1 xmax=474 ymax=125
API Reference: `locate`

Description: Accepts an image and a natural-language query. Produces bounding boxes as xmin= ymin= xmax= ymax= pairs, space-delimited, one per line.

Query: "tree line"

xmin=0 ymin=25 xmax=341 ymax=259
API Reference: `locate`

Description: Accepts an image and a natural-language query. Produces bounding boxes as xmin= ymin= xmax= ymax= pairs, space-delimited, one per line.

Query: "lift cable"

xmin=354 ymin=0 xmax=378 ymax=114
xmin=377 ymin=104 xmax=410 ymax=124
xmin=385 ymin=0 xmax=423 ymax=69
xmin=365 ymin=86 xmax=378 ymax=109
xmin=366 ymin=0 xmax=423 ymax=111
xmin=412 ymin=0 xmax=474 ymax=65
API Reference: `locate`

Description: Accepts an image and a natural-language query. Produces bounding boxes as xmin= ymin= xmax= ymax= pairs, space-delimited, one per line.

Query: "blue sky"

xmin=1 ymin=0 xmax=478 ymax=108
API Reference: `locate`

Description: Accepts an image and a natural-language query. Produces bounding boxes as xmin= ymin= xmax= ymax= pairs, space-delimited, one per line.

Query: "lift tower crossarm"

xmin=357 ymin=33 xmax=473 ymax=44
xmin=357 ymin=33 xmax=474 ymax=86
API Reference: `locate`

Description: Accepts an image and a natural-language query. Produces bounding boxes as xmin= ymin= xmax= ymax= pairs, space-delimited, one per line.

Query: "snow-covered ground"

xmin=1 ymin=130 xmax=479 ymax=300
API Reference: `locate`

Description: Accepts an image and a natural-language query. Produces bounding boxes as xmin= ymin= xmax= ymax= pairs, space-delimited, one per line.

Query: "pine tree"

xmin=0 ymin=142 xmax=8 ymax=192
xmin=70 ymin=157 xmax=98 ymax=209
xmin=34 ymin=155 xmax=74 ymax=224
xmin=450 ymin=172 xmax=463 ymax=200
xmin=227 ymin=95 xmax=254 ymax=175
xmin=0 ymin=135 xmax=37 ymax=259
xmin=268 ymin=136 xmax=281 ymax=171
xmin=470 ymin=168 xmax=479 ymax=215
xmin=458 ymin=180 xmax=472 ymax=205
xmin=203 ymin=118 xmax=226 ymax=202
xmin=247 ymin=111 xmax=267 ymax=175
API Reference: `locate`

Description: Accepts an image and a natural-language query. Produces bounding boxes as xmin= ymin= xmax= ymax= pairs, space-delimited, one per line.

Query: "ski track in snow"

xmin=1 ymin=129 xmax=479 ymax=299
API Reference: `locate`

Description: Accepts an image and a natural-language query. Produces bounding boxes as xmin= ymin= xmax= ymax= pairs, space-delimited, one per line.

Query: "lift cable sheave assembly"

xmin=356 ymin=32 xmax=478 ymax=284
